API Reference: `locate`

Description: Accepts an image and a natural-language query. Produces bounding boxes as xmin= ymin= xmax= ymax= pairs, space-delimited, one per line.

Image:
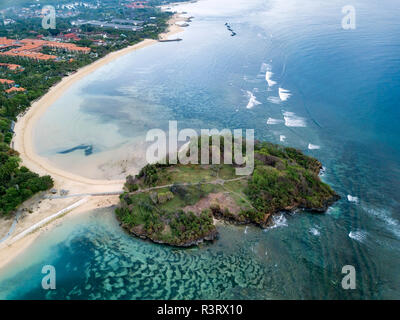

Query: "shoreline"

xmin=0 ymin=196 xmax=120 ymax=270
xmin=0 ymin=14 xmax=186 ymax=271
xmin=13 ymin=15 xmax=185 ymax=189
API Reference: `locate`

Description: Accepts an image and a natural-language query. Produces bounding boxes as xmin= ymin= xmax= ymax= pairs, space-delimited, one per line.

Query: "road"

xmin=44 ymin=176 xmax=249 ymax=199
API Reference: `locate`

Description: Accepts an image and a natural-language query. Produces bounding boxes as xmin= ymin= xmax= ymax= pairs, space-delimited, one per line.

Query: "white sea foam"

xmin=245 ymin=91 xmax=261 ymax=109
xmin=364 ymin=207 xmax=398 ymax=226
xmin=309 ymin=228 xmax=320 ymax=236
xmin=267 ymin=96 xmax=281 ymax=104
xmin=308 ymin=143 xmax=320 ymax=150
xmin=349 ymin=230 xmax=367 ymax=242
xmin=266 ymin=71 xmax=277 ymax=87
xmin=266 ymin=117 xmax=283 ymax=125
xmin=279 ymin=87 xmax=291 ymax=101
xmin=363 ymin=206 xmax=400 ymax=238
xmin=327 ymin=206 xmax=340 ymax=217
xmin=280 ymin=135 xmax=286 ymax=142
xmin=269 ymin=213 xmax=288 ymax=229
xmin=347 ymin=195 xmax=359 ymax=203
xmin=283 ymin=111 xmax=307 ymax=127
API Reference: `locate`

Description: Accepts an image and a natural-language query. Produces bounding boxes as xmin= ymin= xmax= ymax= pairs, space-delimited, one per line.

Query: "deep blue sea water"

xmin=0 ymin=0 xmax=399 ymax=299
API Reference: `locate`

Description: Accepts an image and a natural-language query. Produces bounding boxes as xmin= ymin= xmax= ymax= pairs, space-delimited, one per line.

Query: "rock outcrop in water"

xmin=116 ymin=138 xmax=339 ymax=247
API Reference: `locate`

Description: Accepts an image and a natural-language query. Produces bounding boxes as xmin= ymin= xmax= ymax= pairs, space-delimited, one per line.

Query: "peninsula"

xmin=116 ymin=138 xmax=340 ymax=247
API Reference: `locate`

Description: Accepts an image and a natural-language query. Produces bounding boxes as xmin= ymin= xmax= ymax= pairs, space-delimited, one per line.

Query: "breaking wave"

xmin=319 ymin=166 xmax=326 ymax=177
xmin=279 ymin=87 xmax=291 ymax=101
xmin=268 ymin=213 xmax=288 ymax=229
xmin=363 ymin=206 xmax=400 ymax=239
xmin=347 ymin=195 xmax=359 ymax=203
xmin=267 ymin=117 xmax=283 ymax=125
xmin=283 ymin=111 xmax=307 ymax=127
xmin=245 ymin=91 xmax=261 ymax=109
xmin=308 ymin=143 xmax=320 ymax=150
xmin=309 ymin=228 xmax=320 ymax=236
xmin=266 ymin=71 xmax=277 ymax=87
xmin=349 ymin=230 xmax=367 ymax=242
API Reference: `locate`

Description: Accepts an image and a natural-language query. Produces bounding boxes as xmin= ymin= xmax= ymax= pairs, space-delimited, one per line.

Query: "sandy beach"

xmin=13 ymin=14 xmax=185 ymax=189
xmin=0 ymin=13 xmax=187 ymax=270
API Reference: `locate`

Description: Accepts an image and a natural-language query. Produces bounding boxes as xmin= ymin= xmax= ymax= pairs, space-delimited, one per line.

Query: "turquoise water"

xmin=0 ymin=207 xmax=384 ymax=299
xmin=1 ymin=0 xmax=399 ymax=299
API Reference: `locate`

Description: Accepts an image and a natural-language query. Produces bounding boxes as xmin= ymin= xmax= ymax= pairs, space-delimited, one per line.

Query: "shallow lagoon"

xmin=0 ymin=206 xmax=385 ymax=299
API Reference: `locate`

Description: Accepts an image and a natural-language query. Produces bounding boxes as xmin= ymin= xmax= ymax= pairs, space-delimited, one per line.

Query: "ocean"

xmin=0 ymin=0 xmax=399 ymax=299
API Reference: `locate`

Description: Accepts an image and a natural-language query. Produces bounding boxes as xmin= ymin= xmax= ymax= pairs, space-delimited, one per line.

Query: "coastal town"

xmin=0 ymin=37 xmax=91 ymax=95
xmin=0 ymin=0 xmax=188 ymax=107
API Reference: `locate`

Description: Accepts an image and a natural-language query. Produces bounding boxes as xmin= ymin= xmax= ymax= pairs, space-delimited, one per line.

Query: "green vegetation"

xmin=117 ymin=138 xmax=339 ymax=246
xmin=0 ymin=143 xmax=53 ymax=215
xmin=116 ymin=198 xmax=216 ymax=247
xmin=244 ymin=142 xmax=338 ymax=223
xmin=0 ymin=0 xmax=181 ymax=215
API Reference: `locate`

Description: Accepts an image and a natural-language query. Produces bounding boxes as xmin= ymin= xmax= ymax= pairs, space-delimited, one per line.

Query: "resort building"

xmin=5 ymin=87 xmax=26 ymax=94
xmin=126 ymin=1 xmax=149 ymax=9
xmin=0 ymin=37 xmax=17 ymax=52
xmin=0 ymin=79 xmax=15 ymax=86
xmin=62 ymin=33 xmax=81 ymax=42
xmin=0 ymin=63 xmax=24 ymax=71
xmin=0 ymin=78 xmax=25 ymax=94
xmin=0 ymin=37 xmax=90 ymax=61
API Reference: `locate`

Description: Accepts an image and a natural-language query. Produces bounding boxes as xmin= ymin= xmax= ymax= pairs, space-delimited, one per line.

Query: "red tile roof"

xmin=0 ymin=63 xmax=23 ymax=71
xmin=5 ymin=87 xmax=26 ymax=94
xmin=0 ymin=78 xmax=15 ymax=85
xmin=0 ymin=37 xmax=91 ymax=61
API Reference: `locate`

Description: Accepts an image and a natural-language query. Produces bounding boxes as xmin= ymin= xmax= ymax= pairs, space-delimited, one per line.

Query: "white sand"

xmin=0 ymin=15 xmax=186 ymax=270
